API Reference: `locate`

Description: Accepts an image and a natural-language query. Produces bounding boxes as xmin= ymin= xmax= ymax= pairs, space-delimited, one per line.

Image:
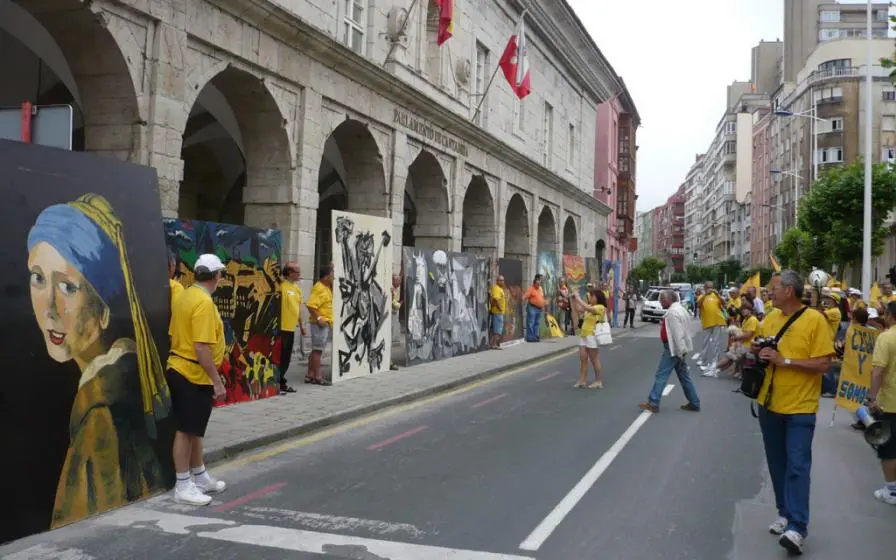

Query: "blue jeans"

xmin=648 ymin=344 xmax=701 ymax=408
xmin=757 ymin=407 xmax=816 ymax=537
xmin=526 ymin=305 xmax=542 ymax=341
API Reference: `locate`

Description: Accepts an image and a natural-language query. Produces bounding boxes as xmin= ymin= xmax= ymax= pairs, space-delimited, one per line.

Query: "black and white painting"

xmin=331 ymin=210 xmax=393 ymax=381
xmin=404 ymin=248 xmax=489 ymax=366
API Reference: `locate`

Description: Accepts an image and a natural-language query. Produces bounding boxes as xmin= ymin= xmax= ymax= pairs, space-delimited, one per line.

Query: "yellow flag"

xmin=871 ymin=282 xmax=882 ymax=306
xmin=769 ymin=254 xmax=781 ymax=273
xmin=740 ymin=272 xmax=761 ymax=295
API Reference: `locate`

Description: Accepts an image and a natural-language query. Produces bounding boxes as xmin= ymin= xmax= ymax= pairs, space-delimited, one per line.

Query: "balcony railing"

xmin=780 ymin=65 xmax=890 ymax=108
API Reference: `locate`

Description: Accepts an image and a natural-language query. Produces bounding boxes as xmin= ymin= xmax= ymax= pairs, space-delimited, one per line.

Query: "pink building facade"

xmin=594 ymin=81 xmax=640 ymax=288
xmin=750 ymin=109 xmax=774 ymax=267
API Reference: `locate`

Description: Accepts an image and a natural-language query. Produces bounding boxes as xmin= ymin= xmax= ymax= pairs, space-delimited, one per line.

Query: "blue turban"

xmin=27 ymin=203 xmax=126 ymax=305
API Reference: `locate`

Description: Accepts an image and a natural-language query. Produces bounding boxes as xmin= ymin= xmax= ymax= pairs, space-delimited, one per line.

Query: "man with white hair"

xmin=639 ymin=290 xmax=701 ymax=413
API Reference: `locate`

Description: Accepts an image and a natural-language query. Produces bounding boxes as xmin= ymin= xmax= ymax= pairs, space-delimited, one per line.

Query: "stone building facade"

xmin=1 ymin=0 xmax=620 ymax=289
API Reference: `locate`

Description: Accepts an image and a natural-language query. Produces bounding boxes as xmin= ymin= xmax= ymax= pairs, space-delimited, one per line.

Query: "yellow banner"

xmin=835 ymin=324 xmax=878 ymax=412
xmin=770 ymin=254 xmax=781 ymax=273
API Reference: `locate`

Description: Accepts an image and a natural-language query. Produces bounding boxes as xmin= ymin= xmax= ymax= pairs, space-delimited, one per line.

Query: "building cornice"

xmin=213 ymin=0 xmax=610 ymax=217
xmin=615 ymin=76 xmax=641 ymax=126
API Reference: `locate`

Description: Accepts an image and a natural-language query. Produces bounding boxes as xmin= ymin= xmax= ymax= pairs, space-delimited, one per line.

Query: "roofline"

xmin=615 ymin=76 xmax=641 ymax=126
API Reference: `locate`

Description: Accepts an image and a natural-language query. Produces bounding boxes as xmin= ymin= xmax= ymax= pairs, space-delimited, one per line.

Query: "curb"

xmin=204 ymin=342 xmax=580 ymax=466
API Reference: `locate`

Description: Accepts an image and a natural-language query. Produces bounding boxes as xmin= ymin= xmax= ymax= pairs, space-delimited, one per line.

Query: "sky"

xmin=567 ymin=0 xmax=785 ymax=211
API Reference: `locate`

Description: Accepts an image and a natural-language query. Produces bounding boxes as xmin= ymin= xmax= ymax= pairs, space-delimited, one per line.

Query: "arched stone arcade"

xmin=563 ymin=216 xmax=578 ymax=255
xmin=403 ymin=150 xmax=450 ymax=251
xmin=536 ymin=206 xmax=557 ymax=254
xmin=461 ymin=175 xmax=496 ymax=256
xmin=504 ymin=193 xmax=532 ymax=281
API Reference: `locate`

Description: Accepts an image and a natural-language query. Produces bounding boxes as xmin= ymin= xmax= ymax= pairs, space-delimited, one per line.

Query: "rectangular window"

xmin=884 ymin=116 xmax=896 ymax=132
xmin=567 ymin=123 xmax=576 ymax=168
xmin=819 ymin=28 xmax=841 ymax=41
xmin=814 ymin=86 xmax=844 ymax=102
xmin=878 ymin=9 xmax=889 ymax=21
xmin=817 ymin=147 xmax=844 ymax=163
xmin=883 ymin=147 xmax=896 ymax=162
xmin=543 ymin=102 xmax=553 ymax=167
xmin=820 ymin=10 xmax=840 ymax=22
xmin=723 ymin=141 xmax=736 ymax=154
xmin=473 ymin=42 xmax=489 ymax=125
xmin=829 ymin=117 xmax=843 ymax=132
xmin=818 ymin=58 xmax=850 ymax=72
xmin=884 ymin=91 xmax=896 ymax=101
xmin=725 ymin=121 xmax=737 ymax=134
xmin=342 ymin=0 xmax=365 ymax=54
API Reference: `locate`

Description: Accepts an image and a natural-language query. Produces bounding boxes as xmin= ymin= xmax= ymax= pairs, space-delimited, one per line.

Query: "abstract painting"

xmin=563 ymin=255 xmax=586 ymax=330
xmin=404 ymin=248 xmax=489 ymax=365
xmin=585 ymin=257 xmax=600 ymax=289
xmin=496 ymin=258 xmax=524 ymax=342
xmin=537 ymin=252 xmax=560 ymax=338
xmin=165 ymin=219 xmax=282 ymax=405
xmin=603 ymin=259 xmax=622 ymax=328
xmin=0 ymin=140 xmax=173 ymax=543
xmin=331 ymin=210 xmax=392 ymax=381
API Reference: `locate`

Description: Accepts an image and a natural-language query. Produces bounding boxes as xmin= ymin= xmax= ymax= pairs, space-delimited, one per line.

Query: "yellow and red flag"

xmin=434 ymin=0 xmax=454 ymax=45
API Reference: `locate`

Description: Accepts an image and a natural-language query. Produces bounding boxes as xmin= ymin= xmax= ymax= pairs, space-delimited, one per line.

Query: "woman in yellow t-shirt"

xmin=571 ymin=288 xmax=607 ymax=389
xmin=716 ymin=301 xmax=759 ymax=377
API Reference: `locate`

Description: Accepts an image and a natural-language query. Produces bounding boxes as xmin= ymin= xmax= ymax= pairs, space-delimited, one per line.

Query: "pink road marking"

xmin=367 ymin=425 xmax=429 ymax=451
xmin=471 ymin=392 xmax=508 ymax=408
xmin=214 ymin=482 xmax=287 ymax=512
xmin=536 ymin=371 xmax=562 ymax=382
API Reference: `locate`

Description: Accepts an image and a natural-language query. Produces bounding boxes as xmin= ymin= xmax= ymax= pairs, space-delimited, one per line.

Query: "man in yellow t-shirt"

xmin=489 ymin=275 xmax=507 ymax=349
xmin=867 ymin=301 xmax=896 ymax=505
xmin=753 ymin=271 xmax=834 ymax=554
xmin=694 ymin=281 xmax=728 ymax=377
xmin=278 ymin=262 xmax=305 ymax=393
xmin=166 ymin=254 xmax=228 ymax=507
xmin=168 ymin=250 xmax=184 ymax=314
xmin=821 ymin=291 xmax=842 ymax=342
xmin=305 ymin=267 xmax=334 ymax=385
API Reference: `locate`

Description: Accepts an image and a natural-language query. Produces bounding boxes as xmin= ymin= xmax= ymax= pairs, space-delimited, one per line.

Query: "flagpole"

xmin=471 ymin=8 xmax=529 ymax=123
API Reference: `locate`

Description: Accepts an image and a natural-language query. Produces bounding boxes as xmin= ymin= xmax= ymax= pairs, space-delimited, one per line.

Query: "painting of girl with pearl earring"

xmin=0 ymin=140 xmax=173 ymax=543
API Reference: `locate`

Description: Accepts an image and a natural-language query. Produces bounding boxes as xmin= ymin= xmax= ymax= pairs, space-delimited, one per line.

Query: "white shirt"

xmin=752 ymin=297 xmax=765 ymax=315
xmin=665 ymin=302 xmax=694 ymax=358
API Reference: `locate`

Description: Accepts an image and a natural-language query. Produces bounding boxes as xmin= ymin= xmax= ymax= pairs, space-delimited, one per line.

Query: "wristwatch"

xmin=784 ymin=358 xmax=792 ymax=366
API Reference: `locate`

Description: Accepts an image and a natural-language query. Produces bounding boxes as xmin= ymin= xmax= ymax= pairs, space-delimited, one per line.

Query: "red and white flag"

xmin=499 ymin=16 xmax=531 ymax=99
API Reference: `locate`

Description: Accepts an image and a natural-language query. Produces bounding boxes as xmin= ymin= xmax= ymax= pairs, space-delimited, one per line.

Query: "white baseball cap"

xmin=868 ymin=307 xmax=880 ymax=319
xmin=195 ymin=253 xmax=225 ymax=273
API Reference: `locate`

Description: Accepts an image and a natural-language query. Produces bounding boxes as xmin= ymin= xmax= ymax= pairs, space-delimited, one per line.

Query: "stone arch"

xmin=505 ymin=193 xmax=531 ymax=281
xmin=461 ymin=175 xmax=497 ymax=256
xmin=179 ymin=66 xmax=291 ymax=228
xmin=563 ymin=216 xmax=578 ymax=255
xmin=595 ymin=239 xmax=606 ymax=273
xmin=1 ymin=0 xmax=142 ymax=159
xmin=404 ymin=150 xmax=450 ymax=250
xmin=315 ymin=118 xmax=388 ymax=273
xmin=537 ymin=206 xmax=557 ymax=253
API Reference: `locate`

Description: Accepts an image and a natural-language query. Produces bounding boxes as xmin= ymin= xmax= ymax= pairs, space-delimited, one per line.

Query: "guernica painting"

xmin=537 ymin=252 xmax=561 ymax=338
xmin=331 ymin=210 xmax=393 ymax=381
xmin=404 ymin=248 xmax=489 ymax=365
xmin=495 ymin=258 xmax=524 ymax=342
xmin=0 ymin=140 xmax=174 ymax=543
xmin=165 ymin=219 xmax=282 ymax=404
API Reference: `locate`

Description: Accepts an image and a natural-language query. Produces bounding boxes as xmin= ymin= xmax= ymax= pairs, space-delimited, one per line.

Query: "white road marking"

xmin=239 ymin=507 xmax=426 ymax=539
xmin=4 ymin=544 xmax=97 ymax=559
xmin=607 ymin=344 xmax=620 ymax=350
xmin=518 ymin=384 xmax=676 ymax=552
xmin=94 ymin=506 xmax=533 ymax=559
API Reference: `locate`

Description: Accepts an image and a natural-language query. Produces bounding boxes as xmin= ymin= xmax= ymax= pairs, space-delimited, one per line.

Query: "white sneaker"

xmin=701 ymin=368 xmax=719 ymax=378
xmin=873 ymin=487 xmax=896 ymax=505
xmin=174 ymin=482 xmax=212 ymax=506
xmin=194 ymin=475 xmax=227 ymax=494
xmin=768 ymin=516 xmax=788 ymax=535
xmin=692 ymin=353 xmax=701 ymax=362
xmin=778 ymin=530 xmax=804 ymax=555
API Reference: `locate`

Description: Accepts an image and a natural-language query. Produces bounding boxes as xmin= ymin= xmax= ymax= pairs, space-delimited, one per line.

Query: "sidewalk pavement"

xmin=205 ymin=325 xmax=641 ymax=464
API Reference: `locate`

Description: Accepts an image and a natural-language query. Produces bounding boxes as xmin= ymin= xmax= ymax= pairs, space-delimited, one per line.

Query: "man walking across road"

xmin=523 ymin=274 xmax=545 ymax=342
xmin=166 ymin=254 xmax=228 ymax=506
xmin=866 ymin=301 xmax=896 ymax=505
xmin=639 ymin=290 xmax=700 ymax=413
xmin=754 ymin=271 xmax=833 ymax=555
xmin=693 ymin=281 xmax=728 ymax=377
xmin=622 ymin=289 xmax=637 ymax=328
xmin=278 ymin=262 xmax=304 ymax=392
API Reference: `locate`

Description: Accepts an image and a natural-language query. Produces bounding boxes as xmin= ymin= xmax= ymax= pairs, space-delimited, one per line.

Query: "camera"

xmin=743 ymin=336 xmax=777 ymax=370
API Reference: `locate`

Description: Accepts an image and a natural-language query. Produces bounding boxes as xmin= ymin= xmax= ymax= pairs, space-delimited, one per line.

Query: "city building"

xmin=1 ymin=0 xmax=623 ymax=289
xmin=653 ymin=185 xmax=686 ymax=279
xmin=783 ymin=0 xmax=889 ymax=82
xmin=682 ymin=154 xmax=705 ymax=266
xmin=771 ymin=38 xmax=895 ymax=239
xmin=594 ymin=80 xmax=640 ymax=288
xmin=633 ymin=210 xmax=654 ymax=267
xmin=750 ymin=108 xmax=775 ymax=267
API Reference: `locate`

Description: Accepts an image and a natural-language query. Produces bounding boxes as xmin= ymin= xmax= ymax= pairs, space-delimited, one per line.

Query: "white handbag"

xmin=595 ymin=322 xmax=613 ymax=346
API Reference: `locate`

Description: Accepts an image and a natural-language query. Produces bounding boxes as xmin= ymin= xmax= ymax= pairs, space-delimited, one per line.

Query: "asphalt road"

xmin=3 ymin=322 xmax=895 ymax=559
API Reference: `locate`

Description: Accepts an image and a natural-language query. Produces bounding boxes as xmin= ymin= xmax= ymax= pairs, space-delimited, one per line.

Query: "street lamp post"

xmin=771 ymin=168 xmax=805 ymax=229
xmin=862 ymin=0 xmax=873 ymax=297
xmin=773 ymin=108 xmax=824 ymax=187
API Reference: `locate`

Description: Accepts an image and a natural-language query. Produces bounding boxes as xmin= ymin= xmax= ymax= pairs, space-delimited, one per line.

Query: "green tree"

xmin=670 ymin=271 xmax=687 ymax=283
xmin=630 ymin=256 xmax=666 ymax=284
xmin=716 ymin=258 xmax=743 ymax=286
xmin=774 ymin=228 xmax=811 ymax=274
xmin=796 ymin=159 xmax=896 ymax=271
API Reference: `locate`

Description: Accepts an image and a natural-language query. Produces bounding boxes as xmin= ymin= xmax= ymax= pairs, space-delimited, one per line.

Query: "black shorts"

xmin=875 ymin=413 xmax=896 ymax=460
xmin=166 ymin=369 xmax=214 ymax=437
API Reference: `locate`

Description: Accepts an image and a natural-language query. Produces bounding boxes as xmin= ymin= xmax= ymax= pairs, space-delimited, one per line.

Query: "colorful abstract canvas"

xmin=496 ymin=258 xmax=524 ymax=342
xmin=164 ymin=219 xmax=282 ymax=405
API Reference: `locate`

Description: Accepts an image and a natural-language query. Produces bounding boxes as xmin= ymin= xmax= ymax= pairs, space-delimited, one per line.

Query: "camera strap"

xmin=757 ymin=306 xmax=809 ymax=415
